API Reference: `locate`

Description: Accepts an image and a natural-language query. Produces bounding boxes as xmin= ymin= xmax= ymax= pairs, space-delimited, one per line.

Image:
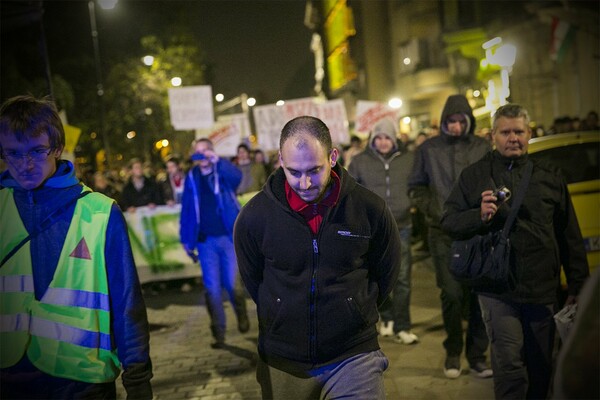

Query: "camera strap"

xmin=499 ymin=161 xmax=533 ymax=238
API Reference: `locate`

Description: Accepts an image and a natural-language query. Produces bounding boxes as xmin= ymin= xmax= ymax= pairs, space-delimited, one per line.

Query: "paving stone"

xmin=117 ymin=256 xmax=494 ymax=399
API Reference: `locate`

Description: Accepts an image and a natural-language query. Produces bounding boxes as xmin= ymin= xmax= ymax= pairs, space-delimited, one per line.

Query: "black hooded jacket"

xmin=233 ymin=164 xmax=401 ymax=374
xmin=408 ymin=95 xmax=491 ymax=227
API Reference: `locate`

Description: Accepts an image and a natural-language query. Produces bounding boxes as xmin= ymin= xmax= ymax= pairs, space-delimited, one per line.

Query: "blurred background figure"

xmin=180 ymin=138 xmax=250 ymax=349
xmin=583 ymin=110 xmax=599 ymax=130
xmin=342 ymin=135 xmax=365 ymax=168
xmin=234 ymin=143 xmax=267 ymax=195
xmin=348 ymin=118 xmax=419 ymax=345
xmin=92 ymin=171 xmax=120 ymax=202
xmin=408 ymin=94 xmax=492 ymax=380
xmin=253 ymin=148 xmax=272 ymax=177
xmin=410 ymin=131 xmax=431 ymax=256
xmin=414 ymin=131 xmax=429 ymax=147
xmin=158 ymin=155 xmax=185 ymax=205
xmin=119 ymin=158 xmax=164 ymax=213
xmin=268 ymin=150 xmax=281 ymax=172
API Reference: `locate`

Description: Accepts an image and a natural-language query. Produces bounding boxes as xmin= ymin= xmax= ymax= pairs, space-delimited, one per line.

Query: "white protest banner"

xmin=253 ymin=97 xmax=350 ymax=150
xmin=168 ymin=86 xmax=214 ymax=130
xmin=315 ymin=98 xmax=349 ymax=145
xmin=253 ymin=104 xmax=286 ymax=152
xmin=218 ymin=113 xmax=251 ymax=138
xmin=195 ymin=113 xmax=248 ymax=158
xmin=355 ymin=100 xmax=401 ymax=134
xmin=282 ymin=97 xmax=318 ymax=119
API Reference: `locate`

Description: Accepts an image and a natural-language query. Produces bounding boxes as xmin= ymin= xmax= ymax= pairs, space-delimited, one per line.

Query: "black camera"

xmin=493 ymin=186 xmax=511 ymax=204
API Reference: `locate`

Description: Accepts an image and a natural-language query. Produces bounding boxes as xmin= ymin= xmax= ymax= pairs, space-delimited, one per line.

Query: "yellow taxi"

xmin=528 ymin=131 xmax=600 ymax=282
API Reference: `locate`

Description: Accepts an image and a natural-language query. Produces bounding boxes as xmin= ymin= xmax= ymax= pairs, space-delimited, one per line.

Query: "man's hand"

xmin=203 ymin=149 xmax=219 ymax=164
xmin=480 ymin=190 xmax=499 ymax=222
xmin=183 ymin=244 xmax=198 ymax=263
xmin=564 ymin=295 xmax=578 ymax=306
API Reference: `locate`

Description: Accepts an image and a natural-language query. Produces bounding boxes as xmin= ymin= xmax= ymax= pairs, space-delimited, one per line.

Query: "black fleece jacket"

xmin=233 ymin=164 xmax=401 ymax=374
xmin=441 ymin=151 xmax=589 ymax=303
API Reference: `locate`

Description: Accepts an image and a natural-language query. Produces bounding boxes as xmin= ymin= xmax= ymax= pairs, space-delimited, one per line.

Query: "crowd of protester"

xmin=8 ymin=108 xmax=592 ymax=201
xmin=1 ymin=92 xmax=593 ymax=399
xmin=65 ymin=106 xmax=597 ymax=267
xmin=73 ymin=145 xmax=273 ymax=212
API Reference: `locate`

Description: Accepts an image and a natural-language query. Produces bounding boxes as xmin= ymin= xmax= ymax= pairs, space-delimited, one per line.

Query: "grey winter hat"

xmin=370 ymin=118 xmax=398 ymax=151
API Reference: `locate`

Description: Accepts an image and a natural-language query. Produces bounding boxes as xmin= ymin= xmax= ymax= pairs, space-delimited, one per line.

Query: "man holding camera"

xmin=441 ymin=104 xmax=589 ymax=398
xmin=408 ymin=94 xmax=492 ymax=379
xmin=179 ymin=138 xmax=250 ymax=349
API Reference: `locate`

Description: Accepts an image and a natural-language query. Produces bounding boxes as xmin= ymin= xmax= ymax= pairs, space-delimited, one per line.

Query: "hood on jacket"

xmin=0 ymin=159 xmax=79 ymax=189
xmin=368 ymin=118 xmax=398 ymax=153
xmin=440 ymin=94 xmax=475 ymax=137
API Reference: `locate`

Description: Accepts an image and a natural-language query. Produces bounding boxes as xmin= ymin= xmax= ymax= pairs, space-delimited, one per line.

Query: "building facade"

xmin=309 ymin=0 xmax=599 ymax=136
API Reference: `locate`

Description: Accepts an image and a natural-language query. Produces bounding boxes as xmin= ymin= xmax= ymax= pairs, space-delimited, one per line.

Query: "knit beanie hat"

xmin=369 ymin=118 xmax=398 ymax=152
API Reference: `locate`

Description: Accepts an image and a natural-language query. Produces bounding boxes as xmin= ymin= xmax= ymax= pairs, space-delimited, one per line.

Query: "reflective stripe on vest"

xmin=30 ymin=316 xmax=112 ymax=350
xmin=0 ymin=187 xmax=121 ymax=382
xmin=0 ymin=275 xmax=34 ymax=292
xmin=0 ymin=313 xmax=30 ymax=332
xmin=43 ymin=287 xmax=110 ymax=311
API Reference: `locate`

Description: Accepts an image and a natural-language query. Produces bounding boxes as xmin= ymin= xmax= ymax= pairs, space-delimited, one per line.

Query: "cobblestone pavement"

xmin=117 ymin=255 xmax=495 ymax=399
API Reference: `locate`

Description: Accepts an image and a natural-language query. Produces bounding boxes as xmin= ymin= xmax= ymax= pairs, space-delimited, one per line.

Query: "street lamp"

xmin=142 ymin=55 xmax=154 ymax=66
xmin=88 ymin=0 xmax=115 ymax=167
xmin=388 ymin=97 xmax=403 ymax=109
xmin=171 ymin=77 xmax=182 ymax=87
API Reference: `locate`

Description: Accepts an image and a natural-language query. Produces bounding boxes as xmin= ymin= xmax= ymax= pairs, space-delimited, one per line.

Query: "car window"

xmin=529 ymin=142 xmax=599 ymax=184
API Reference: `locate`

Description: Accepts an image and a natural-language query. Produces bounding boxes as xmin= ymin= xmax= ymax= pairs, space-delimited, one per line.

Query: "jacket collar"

xmin=266 ymin=164 xmax=355 ymax=209
xmin=492 ymin=150 xmax=529 ymax=170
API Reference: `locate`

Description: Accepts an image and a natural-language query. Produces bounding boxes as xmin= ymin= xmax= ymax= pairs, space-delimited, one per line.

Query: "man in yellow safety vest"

xmin=0 ymin=95 xmax=153 ymax=399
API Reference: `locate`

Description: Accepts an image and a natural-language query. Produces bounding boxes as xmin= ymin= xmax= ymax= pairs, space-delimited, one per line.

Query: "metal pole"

xmin=39 ymin=17 xmax=54 ymax=99
xmin=88 ymin=0 xmax=112 ymax=167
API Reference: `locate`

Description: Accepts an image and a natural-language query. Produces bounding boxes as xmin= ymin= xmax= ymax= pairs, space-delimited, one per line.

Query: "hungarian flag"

xmin=550 ymin=17 xmax=576 ymax=62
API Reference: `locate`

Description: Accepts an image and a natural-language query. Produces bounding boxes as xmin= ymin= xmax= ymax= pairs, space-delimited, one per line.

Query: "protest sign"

xmin=355 ymin=100 xmax=401 ymax=134
xmin=195 ymin=113 xmax=249 ymax=157
xmin=253 ymin=97 xmax=349 ymax=150
xmin=168 ymin=86 xmax=214 ymax=130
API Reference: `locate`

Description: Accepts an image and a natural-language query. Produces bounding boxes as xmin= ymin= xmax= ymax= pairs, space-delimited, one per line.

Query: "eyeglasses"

xmin=1 ymin=148 xmax=54 ymax=164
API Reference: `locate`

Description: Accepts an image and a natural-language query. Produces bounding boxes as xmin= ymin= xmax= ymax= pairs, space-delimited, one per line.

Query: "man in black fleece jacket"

xmin=234 ymin=116 xmax=401 ymax=399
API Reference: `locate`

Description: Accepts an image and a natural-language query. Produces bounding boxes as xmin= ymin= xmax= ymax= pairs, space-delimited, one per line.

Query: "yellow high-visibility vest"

xmin=0 ymin=187 xmax=121 ymax=382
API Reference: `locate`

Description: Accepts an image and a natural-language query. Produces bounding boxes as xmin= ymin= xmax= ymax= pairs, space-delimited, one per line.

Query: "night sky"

xmin=2 ymin=0 xmax=315 ymax=105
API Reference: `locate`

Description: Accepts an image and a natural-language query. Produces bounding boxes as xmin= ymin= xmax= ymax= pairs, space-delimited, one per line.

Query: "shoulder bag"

xmin=449 ymin=161 xmax=532 ymax=291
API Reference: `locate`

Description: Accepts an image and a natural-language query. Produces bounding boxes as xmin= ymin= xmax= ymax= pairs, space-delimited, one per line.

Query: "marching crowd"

xmin=0 ymin=94 xmax=595 ymax=400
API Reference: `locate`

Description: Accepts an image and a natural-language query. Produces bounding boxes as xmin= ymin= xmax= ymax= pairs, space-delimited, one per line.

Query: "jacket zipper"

xmin=309 ymin=237 xmax=318 ymax=360
xmin=507 ymin=160 xmax=525 ymax=298
xmin=377 ymin=151 xmax=400 ymax=200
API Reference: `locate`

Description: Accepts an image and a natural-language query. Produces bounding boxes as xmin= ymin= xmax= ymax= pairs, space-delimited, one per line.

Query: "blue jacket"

xmin=0 ymin=160 xmax=152 ymax=398
xmin=179 ymin=158 xmax=242 ymax=249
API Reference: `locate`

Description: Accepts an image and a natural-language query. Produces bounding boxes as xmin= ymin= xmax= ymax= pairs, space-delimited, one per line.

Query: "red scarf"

xmin=172 ymin=174 xmax=183 ymax=188
xmin=285 ymin=171 xmax=341 ymax=235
